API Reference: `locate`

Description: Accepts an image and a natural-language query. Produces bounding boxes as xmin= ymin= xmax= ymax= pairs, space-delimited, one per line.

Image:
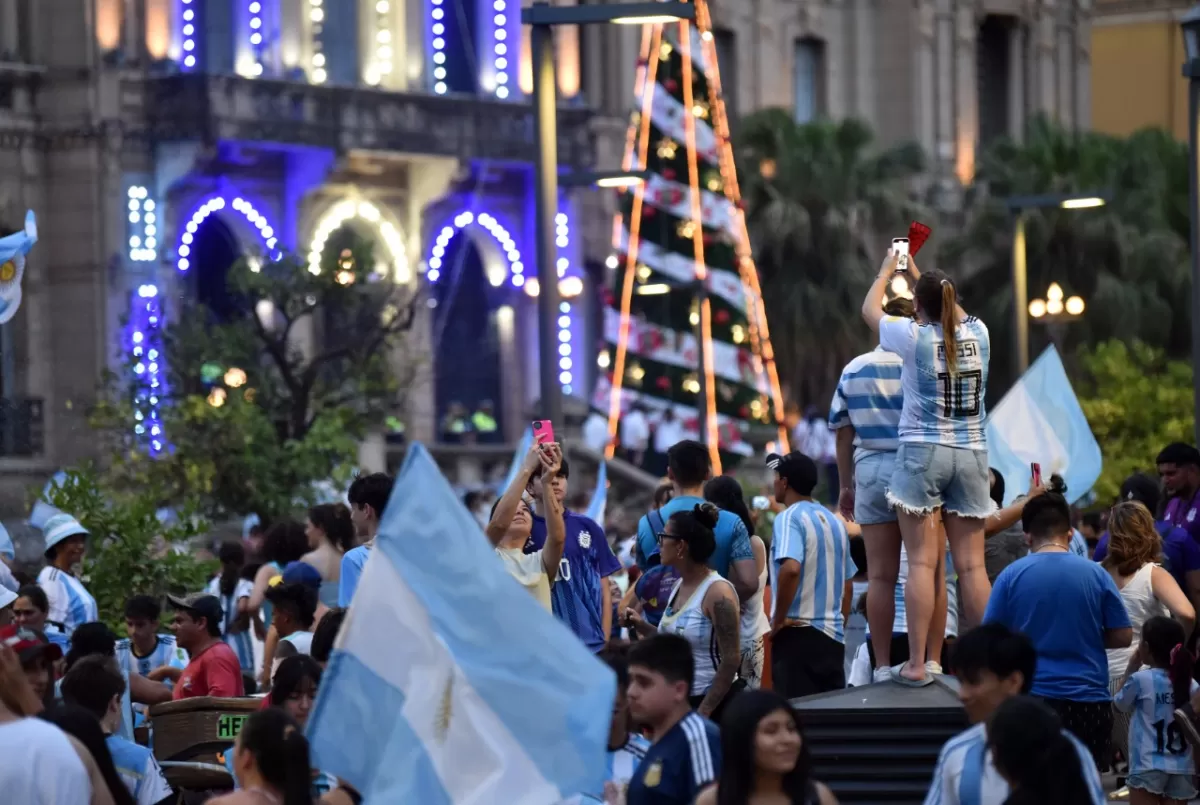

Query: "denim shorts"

xmin=853 ymin=451 xmax=897 ymax=525
xmin=886 ymin=442 xmax=994 ymax=519
xmin=1127 ymin=770 xmax=1198 ymax=800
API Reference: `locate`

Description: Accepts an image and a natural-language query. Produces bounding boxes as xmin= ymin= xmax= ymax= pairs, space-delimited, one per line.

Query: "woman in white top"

xmin=624 ymin=503 xmax=742 ymax=722
xmin=486 ymin=442 xmax=566 ymax=611
xmin=1101 ymin=501 xmax=1195 ymax=758
xmin=36 ymin=514 xmax=98 ymax=636
xmin=704 ymin=476 xmax=769 ymax=688
xmin=862 ymin=252 xmax=993 ymax=687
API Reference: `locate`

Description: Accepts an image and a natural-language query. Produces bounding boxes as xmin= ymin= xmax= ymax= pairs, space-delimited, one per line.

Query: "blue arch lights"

xmin=176 ymin=196 xmax=281 ymax=273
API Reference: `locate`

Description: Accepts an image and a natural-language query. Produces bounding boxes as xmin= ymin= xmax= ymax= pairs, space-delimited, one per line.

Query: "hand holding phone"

xmin=532 ymin=420 xmax=555 ymax=445
xmin=892 ymin=238 xmax=910 ymax=272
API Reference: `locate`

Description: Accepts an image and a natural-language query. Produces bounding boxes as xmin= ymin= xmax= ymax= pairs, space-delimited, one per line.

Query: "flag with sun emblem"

xmin=0 ymin=211 xmax=37 ymax=324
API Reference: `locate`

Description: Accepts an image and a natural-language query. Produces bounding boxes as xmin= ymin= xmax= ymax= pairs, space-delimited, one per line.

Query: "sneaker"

xmin=925 ymin=661 xmax=943 ymax=675
xmin=872 ymin=667 xmax=891 ymax=684
xmin=1173 ymin=705 xmax=1200 ymax=753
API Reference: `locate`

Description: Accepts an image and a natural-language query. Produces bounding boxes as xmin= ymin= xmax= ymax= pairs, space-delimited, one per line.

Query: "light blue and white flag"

xmin=28 ymin=470 xmax=67 ymax=530
xmin=0 ymin=211 xmax=36 ymax=325
xmin=987 ymin=346 xmax=1101 ymax=505
xmin=586 ymin=462 xmax=607 ymax=524
xmin=0 ymin=522 xmax=12 ymax=561
xmin=503 ymin=427 xmax=534 ymax=491
xmin=306 ymin=443 xmax=615 ymax=805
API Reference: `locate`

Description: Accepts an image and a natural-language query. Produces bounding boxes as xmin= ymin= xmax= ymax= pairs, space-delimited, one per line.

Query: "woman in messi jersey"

xmin=862 ymin=251 xmax=992 ymax=687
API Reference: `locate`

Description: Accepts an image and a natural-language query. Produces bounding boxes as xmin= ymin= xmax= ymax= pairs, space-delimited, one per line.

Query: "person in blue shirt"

xmin=1094 ymin=473 xmax=1200 ymax=601
xmin=767 ymin=451 xmax=857 ymax=698
xmin=634 ymin=440 xmax=757 ymax=606
xmin=925 ymin=623 xmax=1104 ymax=805
xmin=523 ymin=455 xmax=621 ymax=651
xmin=338 ymin=472 xmax=394 ymax=607
xmin=626 ymin=633 xmax=721 ymax=805
xmin=61 ymin=654 xmax=174 ymax=805
xmin=984 ymin=493 xmax=1132 ymax=767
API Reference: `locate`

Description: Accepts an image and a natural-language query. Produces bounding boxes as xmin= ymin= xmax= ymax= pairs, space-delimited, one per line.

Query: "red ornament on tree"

xmin=739 ymin=405 xmax=750 ymax=418
xmin=714 ymin=309 xmax=730 ymax=324
xmin=665 ymin=78 xmax=678 ymax=93
xmin=643 ymin=205 xmax=657 ymax=218
xmin=656 ymin=376 xmax=671 ymax=390
xmin=662 ymin=168 xmax=676 ymax=182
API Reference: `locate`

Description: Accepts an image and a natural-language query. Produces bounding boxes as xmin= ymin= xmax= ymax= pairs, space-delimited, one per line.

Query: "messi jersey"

xmin=1115 ymin=668 xmax=1199 ymax=777
xmin=118 ymin=635 xmax=189 ymax=679
xmin=525 ymin=510 xmax=621 ymax=652
xmin=879 ymin=314 xmax=990 ymax=450
xmin=627 ymin=712 xmax=720 ymax=805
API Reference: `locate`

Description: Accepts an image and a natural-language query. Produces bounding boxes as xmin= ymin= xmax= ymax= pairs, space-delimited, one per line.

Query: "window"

xmin=793 ymin=38 xmax=825 ymax=123
xmin=712 ymin=29 xmax=737 ymax=125
xmin=977 ymin=15 xmax=1014 ymax=147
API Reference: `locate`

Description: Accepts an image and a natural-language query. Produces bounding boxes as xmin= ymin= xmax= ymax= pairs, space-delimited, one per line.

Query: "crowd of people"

xmin=2 ymin=247 xmax=1200 ymax=805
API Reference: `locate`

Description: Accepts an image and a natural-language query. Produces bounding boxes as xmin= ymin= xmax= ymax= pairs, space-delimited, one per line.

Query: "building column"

xmin=1056 ymin=19 xmax=1074 ymax=127
xmin=953 ymin=2 xmax=978 ymax=184
xmin=1033 ymin=3 xmax=1056 ymax=115
xmin=818 ymin=2 xmax=845 ymax=121
xmin=1008 ymin=21 xmax=1025 ymax=141
xmin=0 ymin=0 xmax=19 ymax=58
xmin=914 ymin=0 xmax=937 ymax=160
xmin=1073 ymin=9 xmax=1091 ymax=132
xmin=934 ymin=2 xmax=954 ymax=170
xmin=853 ymin=0 xmax=875 ymax=127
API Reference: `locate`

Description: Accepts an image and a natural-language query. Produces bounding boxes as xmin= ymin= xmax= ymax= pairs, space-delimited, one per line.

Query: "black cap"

xmin=1120 ymin=473 xmax=1161 ymax=512
xmin=766 ymin=451 xmax=819 ymax=496
xmin=167 ymin=593 xmax=224 ymax=627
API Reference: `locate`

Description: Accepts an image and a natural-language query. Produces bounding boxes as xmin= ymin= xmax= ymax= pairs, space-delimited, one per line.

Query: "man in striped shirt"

xmin=926 ymin=623 xmax=1105 ymax=805
xmin=829 ymin=296 xmax=912 ymax=683
xmin=768 ymin=451 xmax=857 ymax=698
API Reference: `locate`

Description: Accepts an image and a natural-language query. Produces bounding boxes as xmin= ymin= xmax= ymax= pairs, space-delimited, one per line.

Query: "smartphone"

xmin=532 ymin=420 xmax=555 ymax=445
xmin=751 ymin=495 xmax=770 ymax=511
xmin=1031 ymin=462 xmax=1042 ymax=487
xmin=892 ymin=237 xmax=910 ymax=271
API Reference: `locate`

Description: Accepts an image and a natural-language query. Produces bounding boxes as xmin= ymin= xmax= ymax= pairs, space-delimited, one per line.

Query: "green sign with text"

xmin=216 ymin=714 xmax=249 ymax=741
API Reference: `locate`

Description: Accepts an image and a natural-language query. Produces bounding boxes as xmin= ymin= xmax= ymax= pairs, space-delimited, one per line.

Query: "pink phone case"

xmin=532 ymin=420 xmax=555 ymax=444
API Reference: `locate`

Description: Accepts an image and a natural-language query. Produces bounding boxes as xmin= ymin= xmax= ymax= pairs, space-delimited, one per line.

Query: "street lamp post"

xmin=522 ymin=1 xmax=694 ymax=430
xmin=1027 ymin=282 xmax=1085 ymax=355
xmin=1003 ymin=193 xmax=1107 ymax=379
xmin=1180 ymin=5 xmax=1200 ymax=445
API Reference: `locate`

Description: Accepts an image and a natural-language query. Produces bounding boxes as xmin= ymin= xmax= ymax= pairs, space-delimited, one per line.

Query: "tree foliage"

xmin=91 ymin=230 xmax=419 ymax=521
xmin=944 ymin=118 xmax=1191 ymax=398
xmin=735 ymin=111 xmax=928 ymax=406
xmin=1075 ymin=340 xmax=1193 ymax=504
xmin=43 ymin=467 xmax=215 ymax=631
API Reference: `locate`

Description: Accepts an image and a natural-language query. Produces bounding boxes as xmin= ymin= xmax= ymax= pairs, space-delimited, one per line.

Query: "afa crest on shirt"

xmin=642 ymin=759 xmax=662 ymax=787
xmin=578 ymin=529 xmax=592 ymax=549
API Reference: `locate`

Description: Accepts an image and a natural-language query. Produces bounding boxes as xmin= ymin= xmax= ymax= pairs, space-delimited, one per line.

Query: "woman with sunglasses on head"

xmin=624 ymin=502 xmax=742 ymax=722
xmin=861 ymin=251 xmax=993 ymax=687
xmin=695 ymin=689 xmax=836 ymax=805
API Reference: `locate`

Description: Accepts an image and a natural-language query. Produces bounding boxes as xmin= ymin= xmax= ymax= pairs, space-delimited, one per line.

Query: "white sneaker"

xmin=925 ymin=661 xmax=943 ymax=675
xmin=872 ymin=667 xmax=891 ymax=684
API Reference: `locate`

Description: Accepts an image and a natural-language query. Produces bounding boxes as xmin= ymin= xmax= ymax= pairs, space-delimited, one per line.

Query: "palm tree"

xmin=944 ymin=116 xmax=1190 ymax=397
xmin=735 ymin=110 xmax=928 ymax=409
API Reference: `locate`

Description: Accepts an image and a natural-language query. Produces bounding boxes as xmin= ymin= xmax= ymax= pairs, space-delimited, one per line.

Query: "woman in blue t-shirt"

xmin=862 ymin=251 xmax=993 ymax=687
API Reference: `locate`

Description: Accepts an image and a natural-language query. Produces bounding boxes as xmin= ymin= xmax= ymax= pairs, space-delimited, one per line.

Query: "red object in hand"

xmin=908 ymin=221 xmax=932 ymax=256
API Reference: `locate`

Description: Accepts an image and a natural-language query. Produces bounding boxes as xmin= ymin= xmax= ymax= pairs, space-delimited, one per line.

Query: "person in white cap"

xmin=35 ymin=513 xmax=97 ymax=635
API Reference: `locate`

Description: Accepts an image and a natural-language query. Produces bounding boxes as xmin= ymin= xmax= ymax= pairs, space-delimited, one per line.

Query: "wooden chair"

xmin=147 ymin=697 xmax=262 ymax=792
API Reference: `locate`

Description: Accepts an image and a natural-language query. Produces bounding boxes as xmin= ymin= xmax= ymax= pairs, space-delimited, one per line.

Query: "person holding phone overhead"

xmin=486 ymin=442 xmax=566 ymax=611
xmin=861 ymin=249 xmax=993 ymax=687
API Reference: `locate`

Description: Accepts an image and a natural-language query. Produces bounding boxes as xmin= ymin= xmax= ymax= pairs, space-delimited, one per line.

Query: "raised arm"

xmin=1151 ymin=565 xmax=1197 ymax=636
xmin=539 ymin=444 xmax=567 ymax=580
xmin=861 ymin=250 xmax=897 ymax=332
xmin=698 ymin=581 xmax=741 ymax=719
xmin=485 ymin=442 xmax=544 ymax=546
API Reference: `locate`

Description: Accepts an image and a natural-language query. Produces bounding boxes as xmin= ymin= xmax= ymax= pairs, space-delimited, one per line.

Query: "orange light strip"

xmin=692 ymin=0 xmax=789 ymax=450
xmin=678 ymin=17 xmax=721 ymax=473
xmin=605 ymin=23 xmax=663 ymax=459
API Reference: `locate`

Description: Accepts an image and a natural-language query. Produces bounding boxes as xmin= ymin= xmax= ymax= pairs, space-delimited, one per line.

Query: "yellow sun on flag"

xmin=0 ymin=261 xmax=15 ymax=282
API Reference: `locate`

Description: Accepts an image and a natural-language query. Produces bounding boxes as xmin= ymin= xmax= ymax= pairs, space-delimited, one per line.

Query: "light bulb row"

xmin=431 ymin=0 xmax=448 ymax=93
xmin=492 ymin=0 xmax=510 ymax=99
xmin=129 ymin=285 xmax=165 ymax=454
xmin=310 ymin=0 xmax=327 ymax=83
xmin=127 ymin=186 xmax=158 ymax=263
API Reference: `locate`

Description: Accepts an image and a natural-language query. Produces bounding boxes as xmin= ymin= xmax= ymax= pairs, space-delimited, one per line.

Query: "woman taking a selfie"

xmin=861 ymin=250 xmax=992 ymax=687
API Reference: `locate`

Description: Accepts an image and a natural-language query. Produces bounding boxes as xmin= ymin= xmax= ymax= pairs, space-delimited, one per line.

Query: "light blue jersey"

xmin=879 ymin=314 xmax=990 ymax=450
xmin=339 ymin=545 xmax=371 ymax=606
xmin=36 ymin=566 xmax=98 ymax=634
xmin=1069 ymin=529 xmax=1089 ymax=558
xmin=866 ymin=544 xmax=957 ymax=637
xmin=925 ymin=722 xmax=1105 ymax=805
xmin=770 ymin=500 xmax=857 ymax=641
xmin=828 ymin=347 xmax=904 ymax=461
xmin=1115 ymin=668 xmax=1199 ymax=777
xmin=106 ymin=734 xmax=173 ymax=805
xmin=118 ymin=635 xmax=188 ymax=724
xmin=205 ymin=576 xmax=256 ymax=672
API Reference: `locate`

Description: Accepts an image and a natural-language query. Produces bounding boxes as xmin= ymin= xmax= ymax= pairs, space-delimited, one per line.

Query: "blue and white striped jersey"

xmin=1069 ymin=529 xmax=1089 ymax=559
xmin=770 ymin=501 xmax=857 ymax=642
xmin=36 ymin=567 xmax=98 ymax=634
xmin=828 ymin=347 xmax=904 ymax=461
xmin=205 ymin=576 xmax=256 ymax=672
xmin=865 ymin=544 xmax=958 ymax=637
xmin=924 ymin=722 xmax=1105 ymax=805
xmin=118 ymin=634 xmax=189 ymax=679
xmin=106 ymin=734 xmax=173 ymax=805
xmin=879 ymin=315 xmax=990 ymax=450
xmin=1115 ymin=668 xmax=1199 ymax=776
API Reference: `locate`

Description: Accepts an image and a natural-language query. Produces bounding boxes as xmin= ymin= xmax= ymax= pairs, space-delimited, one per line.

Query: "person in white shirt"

xmin=36 ymin=514 xmax=98 ymax=635
xmin=263 ymin=582 xmax=318 ymax=678
xmin=925 ymin=623 xmax=1104 ymax=805
xmin=486 ymin=441 xmax=566 ymax=611
xmin=620 ymin=403 xmax=651 ymax=468
xmin=583 ymin=412 xmax=612 ymax=454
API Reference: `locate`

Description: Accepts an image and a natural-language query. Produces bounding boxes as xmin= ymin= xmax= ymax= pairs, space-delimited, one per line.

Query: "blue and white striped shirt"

xmin=36 ymin=566 xmax=98 ymax=634
xmin=879 ymin=315 xmax=991 ymax=450
xmin=924 ymin=722 xmax=1105 ymax=805
xmin=828 ymin=347 xmax=904 ymax=461
xmin=865 ymin=544 xmax=958 ymax=638
xmin=770 ymin=501 xmax=857 ymax=642
xmin=1115 ymin=668 xmax=1199 ymax=776
xmin=205 ymin=576 xmax=256 ymax=672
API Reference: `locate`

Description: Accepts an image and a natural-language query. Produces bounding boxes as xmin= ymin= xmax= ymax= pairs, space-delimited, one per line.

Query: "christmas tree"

xmin=592 ymin=1 xmax=788 ymax=473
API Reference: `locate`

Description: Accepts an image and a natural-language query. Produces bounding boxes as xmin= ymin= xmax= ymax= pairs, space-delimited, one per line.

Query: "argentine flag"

xmin=306 ymin=443 xmax=615 ymax=804
xmin=0 ymin=211 xmax=36 ymax=325
xmin=586 ymin=462 xmax=607 ymax=524
xmin=28 ymin=470 xmax=68 ymax=530
xmin=987 ymin=346 xmax=1101 ymax=505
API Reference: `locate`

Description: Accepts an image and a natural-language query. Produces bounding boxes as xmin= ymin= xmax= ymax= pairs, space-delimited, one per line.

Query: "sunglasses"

xmin=655 ymin=532 xmax=677 ymax=544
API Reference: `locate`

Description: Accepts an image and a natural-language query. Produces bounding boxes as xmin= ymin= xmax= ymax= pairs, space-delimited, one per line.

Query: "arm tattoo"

xmin=699 ymin=595 xmax=741 ymax=715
